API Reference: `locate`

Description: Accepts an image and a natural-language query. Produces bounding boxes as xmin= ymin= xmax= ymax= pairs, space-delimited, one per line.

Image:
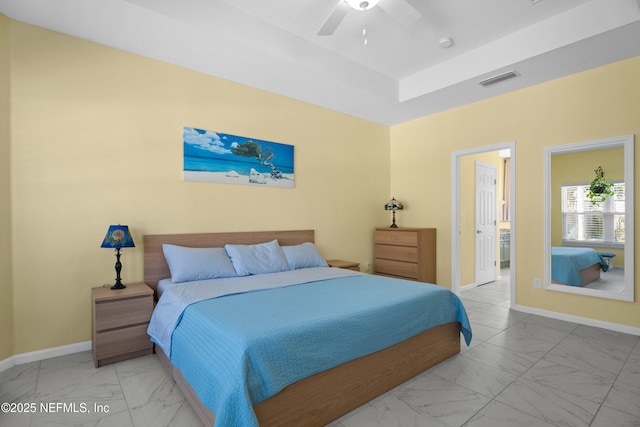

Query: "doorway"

xmin=451 ymin=142 xmax=516 ymax=308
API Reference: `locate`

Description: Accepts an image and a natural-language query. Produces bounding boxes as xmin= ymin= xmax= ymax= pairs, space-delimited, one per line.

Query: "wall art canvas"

xmin=183 ymin=127 xmax=295 ymax=188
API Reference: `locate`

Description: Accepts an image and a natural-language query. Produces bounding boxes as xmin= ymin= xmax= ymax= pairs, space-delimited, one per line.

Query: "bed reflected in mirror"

xmin=544 ymin=135 xmax=634 ymax=302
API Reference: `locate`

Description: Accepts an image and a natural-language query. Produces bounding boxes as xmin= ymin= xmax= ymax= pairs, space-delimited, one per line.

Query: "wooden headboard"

xmin=143 ymin=230 xmax=315 ymax=293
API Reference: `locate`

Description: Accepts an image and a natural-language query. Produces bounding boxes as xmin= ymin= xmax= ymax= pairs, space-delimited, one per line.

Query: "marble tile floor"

xmin=1 ymin=273 xmax=639 ymax=427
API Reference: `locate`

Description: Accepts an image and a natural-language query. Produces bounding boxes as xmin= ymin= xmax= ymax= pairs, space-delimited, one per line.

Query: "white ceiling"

xmin=2 ymin=0 xmax=640 ymax=125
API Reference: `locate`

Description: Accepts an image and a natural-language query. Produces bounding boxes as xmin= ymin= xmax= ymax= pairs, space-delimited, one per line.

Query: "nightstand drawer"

xmin=94 ymin=324 xmax=152 ymax=360
xmin=95 ymin=295 xmax=153 ymax=331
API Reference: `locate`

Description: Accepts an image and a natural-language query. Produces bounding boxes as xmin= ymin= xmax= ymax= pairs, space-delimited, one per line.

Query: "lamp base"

xmin=389 ymin=210 xmax=399 ymax=228
xmin=110 ymin=248 xmax=127 ymax=290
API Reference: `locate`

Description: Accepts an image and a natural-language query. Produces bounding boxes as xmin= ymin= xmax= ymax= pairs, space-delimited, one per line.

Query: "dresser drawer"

xmin=374 ymin=259 xmax=418 ymax=279
xmin=95 ymin=295 xmax=153 ymax=331
xmin=375 ymin=244 xmax=417 ymax=263
xmin=375 ymin=230 xmax=418 ymax=247
xmin=94 ymin=323 xmax=152 ymax=360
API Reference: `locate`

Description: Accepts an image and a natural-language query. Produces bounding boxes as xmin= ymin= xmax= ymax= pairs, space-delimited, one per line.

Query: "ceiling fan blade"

xmin=378 ymin=0 xmax=421 ymax=27
xmin=317 ymin=1 xmax=351 ymax=36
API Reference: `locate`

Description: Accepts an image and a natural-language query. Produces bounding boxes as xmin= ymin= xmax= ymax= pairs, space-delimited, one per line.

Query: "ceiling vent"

xmin=478 ymin=70 xmax=520 ymax=87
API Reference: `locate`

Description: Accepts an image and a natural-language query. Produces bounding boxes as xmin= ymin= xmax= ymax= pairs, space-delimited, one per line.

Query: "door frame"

xmin=451 ymin=141 xmax=516 ymax=308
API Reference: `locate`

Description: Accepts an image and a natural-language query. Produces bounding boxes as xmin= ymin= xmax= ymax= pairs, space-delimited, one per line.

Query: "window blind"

xmin=561 ymin=182 xmax=624 ymax=247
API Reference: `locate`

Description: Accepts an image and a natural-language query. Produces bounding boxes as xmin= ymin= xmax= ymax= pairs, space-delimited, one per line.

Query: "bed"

xmin=144 ymin=230 xmax=472 ymax=427
xmin=551 ymin=246 xmax=609 ymax=287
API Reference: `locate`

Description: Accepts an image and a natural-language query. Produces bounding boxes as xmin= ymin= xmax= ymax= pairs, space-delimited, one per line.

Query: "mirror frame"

xmin=544 ymin=134 xmax=634 ymax=301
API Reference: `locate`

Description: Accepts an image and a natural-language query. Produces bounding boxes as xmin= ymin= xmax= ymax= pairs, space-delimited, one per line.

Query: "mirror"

xmin=544 ymin=135 xmax=634 ymax=301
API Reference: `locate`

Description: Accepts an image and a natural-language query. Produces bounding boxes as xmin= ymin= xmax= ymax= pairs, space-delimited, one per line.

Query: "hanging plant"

xmin=587 ymin=166 xmax=614 ymax=204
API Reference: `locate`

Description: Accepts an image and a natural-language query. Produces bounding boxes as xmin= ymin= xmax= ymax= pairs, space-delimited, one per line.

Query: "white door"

xmin=475 ymin=162 xmax=497 ymax=286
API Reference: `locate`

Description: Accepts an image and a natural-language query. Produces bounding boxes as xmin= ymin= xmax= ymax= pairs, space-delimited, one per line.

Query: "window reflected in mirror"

xmin=561 ymin=182 xmax=625 ymax=247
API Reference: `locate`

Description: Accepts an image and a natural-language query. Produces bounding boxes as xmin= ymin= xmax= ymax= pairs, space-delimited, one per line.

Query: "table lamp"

xmin=384 ymin=197 xmax=404 ymax=228
xmin=101 ymin=224 xmax=135 ymax=290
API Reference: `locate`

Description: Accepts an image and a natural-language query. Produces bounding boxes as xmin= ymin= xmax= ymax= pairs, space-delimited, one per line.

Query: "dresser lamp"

xmin=101 ymin=224 xmax=135 ymax=290
xmin=384 ymin=197 xmax=404 ymax=228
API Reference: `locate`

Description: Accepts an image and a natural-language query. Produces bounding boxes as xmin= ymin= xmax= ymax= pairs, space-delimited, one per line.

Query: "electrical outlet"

xmin=364 ymin=262 xmax=371 ymax=272
xmin=533 ymin=278 xmax=542 ymax=288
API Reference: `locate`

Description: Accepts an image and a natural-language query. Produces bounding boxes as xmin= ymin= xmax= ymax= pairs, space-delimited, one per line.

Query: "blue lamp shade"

xmin=101 ymin=225 xmax=135 ymax=249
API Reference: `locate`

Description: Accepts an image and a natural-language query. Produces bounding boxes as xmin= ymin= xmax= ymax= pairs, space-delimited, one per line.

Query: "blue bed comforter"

xmin=158 ymin=271 xmax=471 ymax=427
xmin=552 ymin=247 xmax=608 ymax=286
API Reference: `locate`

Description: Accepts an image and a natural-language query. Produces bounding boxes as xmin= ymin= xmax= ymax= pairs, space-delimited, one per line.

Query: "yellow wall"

xmin=0 ymin=14 xmax=13 ymax=360
xmin=551 ymin=147 xmax=625 ymax=264
xmin=7 ymin=20 xmax=390 ymax=354
xmin=391 ymin=55 xmax=640 ymax=328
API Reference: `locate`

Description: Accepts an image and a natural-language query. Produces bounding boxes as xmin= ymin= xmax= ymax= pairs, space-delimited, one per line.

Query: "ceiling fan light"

xmin=345 ymin=0 xmax=379 ymax=11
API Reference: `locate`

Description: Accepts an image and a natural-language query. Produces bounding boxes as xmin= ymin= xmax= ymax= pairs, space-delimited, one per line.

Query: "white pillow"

xmin=224 ymin=240 xmax=290 ymax=276
xmin=162 ymin=244 xmax=237 ymax=283
xmin=282 ymin=242 xmax=328 ymax=270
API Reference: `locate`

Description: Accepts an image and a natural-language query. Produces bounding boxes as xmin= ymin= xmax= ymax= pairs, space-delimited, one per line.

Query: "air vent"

xmin=478 ymin=70 xmax=520 ymax=87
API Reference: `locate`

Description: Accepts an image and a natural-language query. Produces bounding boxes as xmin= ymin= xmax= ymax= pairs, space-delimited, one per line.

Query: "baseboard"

xmin=460 ymin=282 xmax=477 ymax=291
xmin=0 ymin=341 xmax=91 ymax=373
xmin=512 ymin=304 xmax=640 ymax=336
xmin=0 ymin=355 xmax=15 ymax=373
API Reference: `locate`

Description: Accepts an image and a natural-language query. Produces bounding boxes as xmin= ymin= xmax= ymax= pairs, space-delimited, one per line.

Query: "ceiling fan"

xmin=318 ymin=0 xmax=421 ymax=36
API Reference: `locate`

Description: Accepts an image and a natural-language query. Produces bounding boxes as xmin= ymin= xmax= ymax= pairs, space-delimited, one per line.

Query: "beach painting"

xmin=183 ymin=127 xmax=294 ymax=188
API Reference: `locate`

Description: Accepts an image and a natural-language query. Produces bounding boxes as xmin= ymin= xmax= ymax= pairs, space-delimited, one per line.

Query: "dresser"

xmin=374 ymin=228 xmax=436 ymax=283
xmin=92 ymin=282 xmax=154 ymax=367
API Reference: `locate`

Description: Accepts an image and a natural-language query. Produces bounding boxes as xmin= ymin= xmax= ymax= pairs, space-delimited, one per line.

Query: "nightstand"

xmin=92 ymin=282 xmax=154 ymax=368
xmin=327 ymin=259 xmax=360 ymax=271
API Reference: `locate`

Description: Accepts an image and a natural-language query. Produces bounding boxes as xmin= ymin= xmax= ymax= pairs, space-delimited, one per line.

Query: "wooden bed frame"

xmin=144 ymin=230 xmax=462 ymax=427
xmin=552 ymin=263 xmax=601 ymax=287
xmin=578 ymin=263 xmax=601 ymax=286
